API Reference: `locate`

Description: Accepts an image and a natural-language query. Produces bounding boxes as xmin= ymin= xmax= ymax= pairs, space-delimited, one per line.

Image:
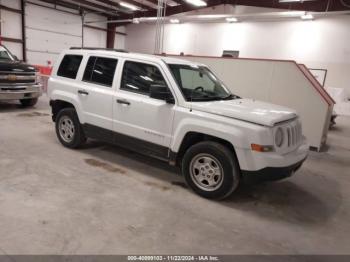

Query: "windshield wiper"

xmin=190 ymin=96 xmax=226 ymax=102
xmin=190 ymin=97 xmax=218 ymax=102
xmin=221 ymin=94 xmax=241 ymax=100
xmin=192 ymin=94 xmax=241 ymax=101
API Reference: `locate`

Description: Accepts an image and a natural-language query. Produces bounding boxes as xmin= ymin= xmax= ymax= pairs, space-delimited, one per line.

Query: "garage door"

xmin=0 ymin=0 xmax=23 ymax=60
xmin=25 ymin=3 xmax=82 ymax=65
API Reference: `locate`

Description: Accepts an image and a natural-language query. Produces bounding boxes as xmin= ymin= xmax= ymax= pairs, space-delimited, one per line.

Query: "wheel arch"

xmin=50 ymin=99 xmax=78 ymax=122
xmin=173 ymin=132 xmax=240 ymax=169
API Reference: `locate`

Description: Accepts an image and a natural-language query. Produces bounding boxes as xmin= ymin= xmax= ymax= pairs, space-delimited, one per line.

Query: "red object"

xmin=33 ymin=65 xmax=53 ymax=76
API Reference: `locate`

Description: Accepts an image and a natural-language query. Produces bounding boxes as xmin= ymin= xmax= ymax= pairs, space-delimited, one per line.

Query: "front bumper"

xmin=0 ymin=84 xmax=42 ymax=100
xmin=242 ymin=157 xmax=306 ymax=184
xmin=240 ymin=138 xmax=309 ymax=184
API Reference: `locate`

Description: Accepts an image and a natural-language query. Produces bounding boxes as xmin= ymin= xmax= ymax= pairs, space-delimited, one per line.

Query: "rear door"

xmin=76 ymin=55 xmax=118 ymax=131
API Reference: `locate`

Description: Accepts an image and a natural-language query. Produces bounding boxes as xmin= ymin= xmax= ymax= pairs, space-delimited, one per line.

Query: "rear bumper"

xmin=0 ymin=84 xmax=42 ymax=100
xmin=242 ymin=157 xmax=306 ymax=184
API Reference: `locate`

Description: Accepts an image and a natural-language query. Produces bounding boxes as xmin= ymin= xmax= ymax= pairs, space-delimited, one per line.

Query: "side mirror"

xmin=13 ymin=55 xmax=19 ymax=61
xmin=150 ymin=84 xmax=175 ymax=104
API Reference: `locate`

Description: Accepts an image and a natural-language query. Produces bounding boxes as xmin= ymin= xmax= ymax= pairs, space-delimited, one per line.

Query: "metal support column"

xmin=21 ymin=0 xmax=27 ymax=62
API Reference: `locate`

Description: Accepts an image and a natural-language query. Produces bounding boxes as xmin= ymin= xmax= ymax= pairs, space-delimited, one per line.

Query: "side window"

xmin=57 ymin=55 xmax=83 ymax=79
xmin=121 ymin=61 xmax=167 ymax=95
xmin=82 ymin=56 xmax=118 ymax=87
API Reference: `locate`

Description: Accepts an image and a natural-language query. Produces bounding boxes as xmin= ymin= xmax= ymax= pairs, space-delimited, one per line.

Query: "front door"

xmin=113 ymin=60 xmax=175 ymax=160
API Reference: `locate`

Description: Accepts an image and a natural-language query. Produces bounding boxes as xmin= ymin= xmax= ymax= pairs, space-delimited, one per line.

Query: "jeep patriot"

xmin=48 ymin=48 xmax=308 ymax=199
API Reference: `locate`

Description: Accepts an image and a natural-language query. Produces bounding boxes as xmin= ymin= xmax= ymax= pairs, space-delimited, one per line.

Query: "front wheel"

xmin=55 ymin=108 xmax=86 ymax=148
xmin=182 ymin=141 xmax=240 ymax=200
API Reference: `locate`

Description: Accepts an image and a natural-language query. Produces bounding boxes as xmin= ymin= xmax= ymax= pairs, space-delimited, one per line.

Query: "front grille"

xmin=286 ymin=121 xmax=302 ymax=147
xmin=275 ymin=119 xmax=303 ymax=154
xmin=278 ymin=120 xmax=302 ymax=153
xmin=0 ymin=72 xmax=36 ymax=86
xmin=1 ymin=87 xmax=26 ymax=91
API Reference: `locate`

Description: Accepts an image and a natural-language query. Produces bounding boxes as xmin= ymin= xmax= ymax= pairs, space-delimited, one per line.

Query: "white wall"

xmin=83 ymin=13 xmax=107 ymax=49
xmin=125 ymin=10 xmax=350 ymax=96
xmin=25 ymin=1 xmax=109 ymax=65
xmin=115 ymin=26 xmax=126 ymax=50
xmin=1 ymin=0 xmax=122 ymax=66
xmin=25 ymin=2 xmax=82 ymax=65
xmin=0 ymin=0 xmax=23 ymax=59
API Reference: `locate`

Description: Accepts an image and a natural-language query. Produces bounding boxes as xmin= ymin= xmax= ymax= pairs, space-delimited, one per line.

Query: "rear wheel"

xmin=20 ymin=98 xmax=38 ymax=107
xmin=55 ymin=108 xmax=86 ymax=148
xmin=182 ymin=141 xmax=240 ymax=200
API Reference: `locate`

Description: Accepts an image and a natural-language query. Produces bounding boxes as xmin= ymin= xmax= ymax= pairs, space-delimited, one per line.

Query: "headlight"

xmin=35 ymin=72 xmax=41 ymax=84
xmin=275 ymin=127 xmax=284 ymax=147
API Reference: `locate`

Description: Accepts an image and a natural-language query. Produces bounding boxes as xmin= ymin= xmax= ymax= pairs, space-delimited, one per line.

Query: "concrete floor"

xmin=0 ymin=96 xmax=350 ymax=255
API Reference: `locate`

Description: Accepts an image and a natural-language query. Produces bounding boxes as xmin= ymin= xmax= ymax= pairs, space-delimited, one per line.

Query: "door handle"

xmin=78 ymin=89 xmax=89 ymax=95
xmin=116 ymin=99 xmax=130 ymax=105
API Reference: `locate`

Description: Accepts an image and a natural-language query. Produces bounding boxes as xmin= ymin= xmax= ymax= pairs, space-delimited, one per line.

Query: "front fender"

xmin=171 ymin=108 xmax=272 ymax=171
xmin=171 ymin=118 xmax=248 ymax=152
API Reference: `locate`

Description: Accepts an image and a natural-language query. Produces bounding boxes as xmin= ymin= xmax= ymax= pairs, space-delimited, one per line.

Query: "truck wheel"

xmin=55 ymin=108 xmax=86 ymax=148
xmin=20 ymin=98 xmax=38 ymax=107
xmin=182 ymin=141 xmax=240 ymax=200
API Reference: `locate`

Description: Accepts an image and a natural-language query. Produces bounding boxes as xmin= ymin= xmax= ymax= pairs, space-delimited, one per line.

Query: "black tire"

xmin=182 ymin=141 xmax=240 ymax=200
xmin=20 ymin=98 xmax=38 ymax=107
xmin=55 ymin=108 xmax=86 ymax=148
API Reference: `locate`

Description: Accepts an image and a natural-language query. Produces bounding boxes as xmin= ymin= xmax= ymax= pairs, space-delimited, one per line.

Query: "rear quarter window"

xmin=57 ymin=55 xmax=83 ymax=79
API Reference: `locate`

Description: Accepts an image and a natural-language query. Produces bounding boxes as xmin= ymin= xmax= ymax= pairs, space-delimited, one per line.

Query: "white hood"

xmin=191 ymin=99 xmax=297 ymax=127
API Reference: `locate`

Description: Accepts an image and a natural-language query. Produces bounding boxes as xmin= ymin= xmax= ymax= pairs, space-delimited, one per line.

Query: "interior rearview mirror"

xmin=150 ymin=84 xmax=175 ymax=104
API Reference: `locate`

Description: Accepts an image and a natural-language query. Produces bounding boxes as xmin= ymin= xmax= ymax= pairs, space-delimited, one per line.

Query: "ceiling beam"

xmin=72 ymin=0 xmax=120 ymax=13
xmin=119 ymin=0 xmax=223 ymax=18
xmin=117 ymin=0 xmax=350 ymax=21
xmin=94 ymin=0 xmax=153 ymax=11
xmin=232 ymin=0 xmax=350 ymax=12
xmin=145 ymin=0 xmax=176 ymax=6
xmin=0 ymin=4 xmax=22 ymax=14
xmin=37 ymin=0 xmax=113 ymax=15
xmin=170 ymin=0 xmax=183 ymax=4
xmin=233 ymin=0 xmax=340 ymax=12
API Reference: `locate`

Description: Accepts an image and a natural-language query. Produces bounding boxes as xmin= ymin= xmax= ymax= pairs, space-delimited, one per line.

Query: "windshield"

xmin=0 ymin=47 xmax=15 ymax=61
xmin=168 ymin=64 xmax=239 ymax=101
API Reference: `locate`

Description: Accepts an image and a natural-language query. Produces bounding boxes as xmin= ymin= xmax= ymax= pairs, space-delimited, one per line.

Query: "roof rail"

xmin=69 ymin=47 xmax=129 ymax=53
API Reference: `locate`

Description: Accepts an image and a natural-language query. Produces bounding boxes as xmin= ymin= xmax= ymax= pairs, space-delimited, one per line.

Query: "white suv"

xmin=48 ymin=48 xmax=308 ymax=199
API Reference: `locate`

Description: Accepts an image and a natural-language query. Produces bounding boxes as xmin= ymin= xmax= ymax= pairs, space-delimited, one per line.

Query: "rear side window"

xmin=82 ymin=56 xmax=118 ymax=87
xmin=57 ymin=55 xmax=83 ymax=79
xmin=121 ymin=61 xmax=167 ymax=95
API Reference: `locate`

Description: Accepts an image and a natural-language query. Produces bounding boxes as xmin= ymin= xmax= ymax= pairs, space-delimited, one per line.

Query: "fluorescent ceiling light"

xmin=226 ymin=17 xmax=238 ymax=23
xmin=301 ymin=13 xmax=314 ymax=20
xmin=197 ymin=14 xmax=226 ymax=19
xmin=282 ymin=11 xmax=305 ymax=16
xmin=120 ymin=2 xmax=139 ymax=11
xmin=170 ymin=19 xmax=180 ymax=23
xmin=279 ymin=0 xmax=316 ymax=2
xmin=185 ymin=0 xmax=207 ymax=7
xmin=140 ymin=17 xmax=158 ymax=21
xmin=279 ymin=0 xmax=303 ymax=2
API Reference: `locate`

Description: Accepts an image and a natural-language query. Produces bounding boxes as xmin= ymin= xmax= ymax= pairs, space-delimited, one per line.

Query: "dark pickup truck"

xmin=0 ymin=45 xmax=41 ymax=107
